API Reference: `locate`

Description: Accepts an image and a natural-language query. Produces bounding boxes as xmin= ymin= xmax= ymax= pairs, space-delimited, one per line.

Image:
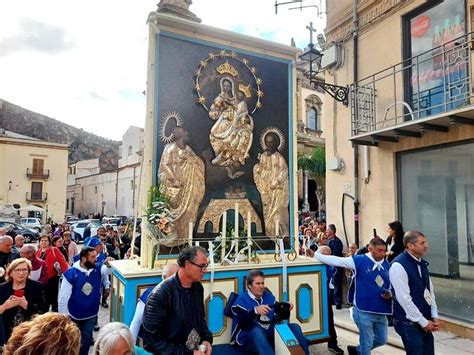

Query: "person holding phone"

xmin=307 ymin=238 xmax=392 ymax=355
xmin=0 ymin=258 xmax=46 ymax=346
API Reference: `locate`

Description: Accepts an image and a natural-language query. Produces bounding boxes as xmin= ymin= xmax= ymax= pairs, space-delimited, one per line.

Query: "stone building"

xmin=0 ymin=129 xmax=68 ymax=223
xmin=295 ymin=62 xmax=326 ymax=214
xmin=323 ymin=0 xmax=474 ymax=337
xmin=66 ymin=126 xmax=144 ymax=218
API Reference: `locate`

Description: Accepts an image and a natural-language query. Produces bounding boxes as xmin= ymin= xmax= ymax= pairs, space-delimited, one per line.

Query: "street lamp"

xmin=298 ymin=22 xmax=349 ymax=106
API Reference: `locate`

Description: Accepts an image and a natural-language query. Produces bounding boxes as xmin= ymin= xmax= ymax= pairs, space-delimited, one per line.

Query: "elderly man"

xmin=20 ymin=244 xmax=49 ymax=285
xmin=130 ymin=263 xmax=180 ymax=342
xmin=14 ymin=235 xmax=25 ymax=253
xmin=0 ymin=228 xmax=6 ymax=237
xmin=143 ymin=246 xmax=212 ymax=355
xmin=231 ymin=269 xmax=310 ymax=355
xmin=0 ymin=236 xmax=20 ymax=282
xmin=390 ymin=231 xmax=439 ymax=355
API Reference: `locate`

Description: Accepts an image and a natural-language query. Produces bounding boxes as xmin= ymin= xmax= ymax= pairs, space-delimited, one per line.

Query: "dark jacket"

xmin=143 ymin=274 xmax=212 ymax=355
xmin=0 ymin=279 xmax=46 ymax=344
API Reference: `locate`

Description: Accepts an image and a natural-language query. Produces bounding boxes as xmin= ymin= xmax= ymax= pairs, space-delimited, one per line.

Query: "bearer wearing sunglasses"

xmin=143 ymin=246 xmax=213 ymax=355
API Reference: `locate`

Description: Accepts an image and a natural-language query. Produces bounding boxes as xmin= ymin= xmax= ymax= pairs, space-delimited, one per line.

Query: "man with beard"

xmin=58 ymin=247 xmax=111 ymax=355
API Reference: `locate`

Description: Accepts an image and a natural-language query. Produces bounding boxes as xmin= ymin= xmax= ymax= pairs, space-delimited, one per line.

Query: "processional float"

xmin=109 ymin=0 xmax=329 ymax=346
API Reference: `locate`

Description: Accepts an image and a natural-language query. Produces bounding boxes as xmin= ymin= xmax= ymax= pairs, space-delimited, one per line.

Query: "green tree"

xmin=297 ymin=146 xmax=326 ymax=213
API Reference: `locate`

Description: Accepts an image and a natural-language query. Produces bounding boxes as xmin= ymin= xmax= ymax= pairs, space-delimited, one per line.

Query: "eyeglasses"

xmin=188 ymin=260 xmax=208 ymax=271
xmin=13 ymin=268 xmax=29 ymax=273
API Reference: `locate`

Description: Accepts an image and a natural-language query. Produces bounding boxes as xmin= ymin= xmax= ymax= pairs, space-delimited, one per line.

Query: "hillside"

xmin=0 ymin=99 xmax=120 ymax=171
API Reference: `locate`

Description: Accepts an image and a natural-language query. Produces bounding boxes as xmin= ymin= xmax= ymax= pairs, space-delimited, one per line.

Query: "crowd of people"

xmin=0 ymin=215 xmax=439 ymax=355
xmin=0 ymin=220 xmax=143 ymax=354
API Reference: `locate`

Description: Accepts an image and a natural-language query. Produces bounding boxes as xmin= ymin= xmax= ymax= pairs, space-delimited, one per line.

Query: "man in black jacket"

xmin=143 ymin=246 xmax=212 ymax=355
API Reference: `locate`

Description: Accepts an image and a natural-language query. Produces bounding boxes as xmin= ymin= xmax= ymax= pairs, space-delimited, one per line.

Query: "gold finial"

xmin=238 ymin=84 xmax=252 ymax=98
xmin=216 ymin=61 xmax=238 ymax=77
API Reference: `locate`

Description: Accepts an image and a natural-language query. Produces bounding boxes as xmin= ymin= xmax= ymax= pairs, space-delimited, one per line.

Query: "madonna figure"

xmin=209 ymin=77 xmax=254 ymax=179
xmin=253 ymin=130 xmax=289 ymax=239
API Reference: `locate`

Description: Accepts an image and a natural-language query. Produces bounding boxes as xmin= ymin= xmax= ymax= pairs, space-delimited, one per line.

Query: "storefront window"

xmin=398 ymin=141 xmax=474 ymax=324
xmin=405 ymin=0 xmax=467 ymax=117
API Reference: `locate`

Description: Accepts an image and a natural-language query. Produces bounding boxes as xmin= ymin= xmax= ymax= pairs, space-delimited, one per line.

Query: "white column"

xmin=221 ymin=211 xmax=227 ymax=261
xmin=234 ymin=202 xmax=239 ymax=254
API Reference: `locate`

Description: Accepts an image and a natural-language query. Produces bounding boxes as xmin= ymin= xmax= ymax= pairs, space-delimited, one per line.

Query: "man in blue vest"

xmin=230 ymin=269 xmax=310 ymax=355
xmin=389 ymin=231 xmax=439 ymax=355
xmin=308 ymin=237 xmax=391 ymax=355
xmin=58 ymin=246 xmax=111 ymax=355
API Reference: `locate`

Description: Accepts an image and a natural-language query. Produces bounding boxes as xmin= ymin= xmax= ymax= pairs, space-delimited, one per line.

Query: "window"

xmin=307 ymin=108 xmax=318 ymax=131
xmin=81 ymin=187 xmax=85 ymax=200
xmin=128 ymin=145 xmax=133 ymax=156
xmin=32 ymin=159 xmax=44 ymax=174
xmin=304 ymin=95 xmax=322 ymax=132
xmin=66 ymin=199 xmax=69 ymax=210
xmin=404 ymin=0 xmax=466 ymax=117
xmin=31 ymin=182 xmax=43 ymax=200
xmin=398 ymin=141 xmax=474 ymax=323
xmin=95 ymin=186 xmax=98 ymax=194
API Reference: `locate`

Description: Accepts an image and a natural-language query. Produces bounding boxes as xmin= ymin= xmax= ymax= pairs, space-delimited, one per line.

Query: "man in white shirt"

xmin=389 ymin=231 xmax=439 ymax=355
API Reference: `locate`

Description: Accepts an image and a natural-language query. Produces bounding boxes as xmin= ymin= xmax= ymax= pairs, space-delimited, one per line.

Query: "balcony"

xmin=296 ymin=121 xmax=324 ymax=147
xmin=26 ymin=192 xmax=48 ymax=202
xmin=26 ymin=168 xmax=50 ymax=180
xmin=350 ymin=31 xmax=474 ymax=146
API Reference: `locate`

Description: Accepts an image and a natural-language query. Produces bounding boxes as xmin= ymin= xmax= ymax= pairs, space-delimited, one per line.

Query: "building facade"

xmin=323 ymin=0 xmax=474 ymax=336
xmin=296 ymin=63 xmax=326 ymax=214
xmin=0 ymin=130 xmax=68 ymax=223
xmin=66 ymin=126 xmax=144 ymax=218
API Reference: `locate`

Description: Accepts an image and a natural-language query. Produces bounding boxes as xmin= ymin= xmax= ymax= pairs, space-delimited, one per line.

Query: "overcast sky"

xmin=0 ymin=0 xmax=325 ymax=140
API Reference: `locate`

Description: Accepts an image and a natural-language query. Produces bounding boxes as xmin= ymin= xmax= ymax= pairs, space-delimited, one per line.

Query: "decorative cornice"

xmin=325 ymin=0 xmax=411 ymax=43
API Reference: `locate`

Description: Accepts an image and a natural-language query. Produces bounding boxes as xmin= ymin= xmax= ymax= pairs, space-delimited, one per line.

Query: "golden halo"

xmin=159 ymin=111 xmax=183 ymax=144
xmin=196 ymin=49 xmax=263 ymax=114
xmin=259 ymin=127 xmax=285 ymax=152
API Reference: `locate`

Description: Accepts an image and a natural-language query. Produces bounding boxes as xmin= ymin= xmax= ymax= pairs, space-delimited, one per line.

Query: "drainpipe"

xmin=353 ymin=0 xmax=360 ymax=246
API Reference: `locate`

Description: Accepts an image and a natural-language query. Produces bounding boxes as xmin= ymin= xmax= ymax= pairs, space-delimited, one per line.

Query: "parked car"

xmin=0 ymin=220 xmax=40 ymax=243
xmin=101 ymin=217 xmax=122 ymax=230
xmin=65 ymin=215 xmax=79 ymax=225
xmin=19 ymin=217 xmax=43 ymax=232
xmin=71 ymin=219 xmax=102 ymax=243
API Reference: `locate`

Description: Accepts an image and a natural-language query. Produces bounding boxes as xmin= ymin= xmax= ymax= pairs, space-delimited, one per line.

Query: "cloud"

xmin=0 ymin=0 xmax=326 ymax=140
xmin=0 ymin=18 xmax=75 ymax=57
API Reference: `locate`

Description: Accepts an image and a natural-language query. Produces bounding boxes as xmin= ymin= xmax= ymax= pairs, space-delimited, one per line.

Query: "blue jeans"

xmin=352 ymin=307 xmax=388 ymax=355
xmin=243 ymin=324 xmax=310 ymax=355
xmin=394 ymin=319 xmax=434 ymax=355
xmin=72 ymin=315 xmax=98 ymax=355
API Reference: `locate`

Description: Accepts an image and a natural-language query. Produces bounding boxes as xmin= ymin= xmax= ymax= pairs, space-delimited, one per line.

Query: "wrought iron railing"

xmin=351 ymin=31 xmax=473 ymax=136
xmin=26 ymin=192 xmax=48 ymax=202
xmin=26 ymin=168 xmax=50 ymax=179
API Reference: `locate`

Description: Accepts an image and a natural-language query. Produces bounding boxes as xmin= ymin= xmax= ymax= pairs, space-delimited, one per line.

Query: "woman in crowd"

xmin=0 ymin=258 xmax=46 ymax=345
xmin=3 ymin=312 xmax=80 ymax=355
xmin=52 ymin=236 xmax=69 ymax=264
xmin=93 ymin=322 xmax=150 ymax=355
xmin=36 ymin=235 xmax=68 ymax=312
xmin=386 ymin=221 xmax=404 ymax=263
xmin=62 ymin=231 xmax=79 ymax=265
